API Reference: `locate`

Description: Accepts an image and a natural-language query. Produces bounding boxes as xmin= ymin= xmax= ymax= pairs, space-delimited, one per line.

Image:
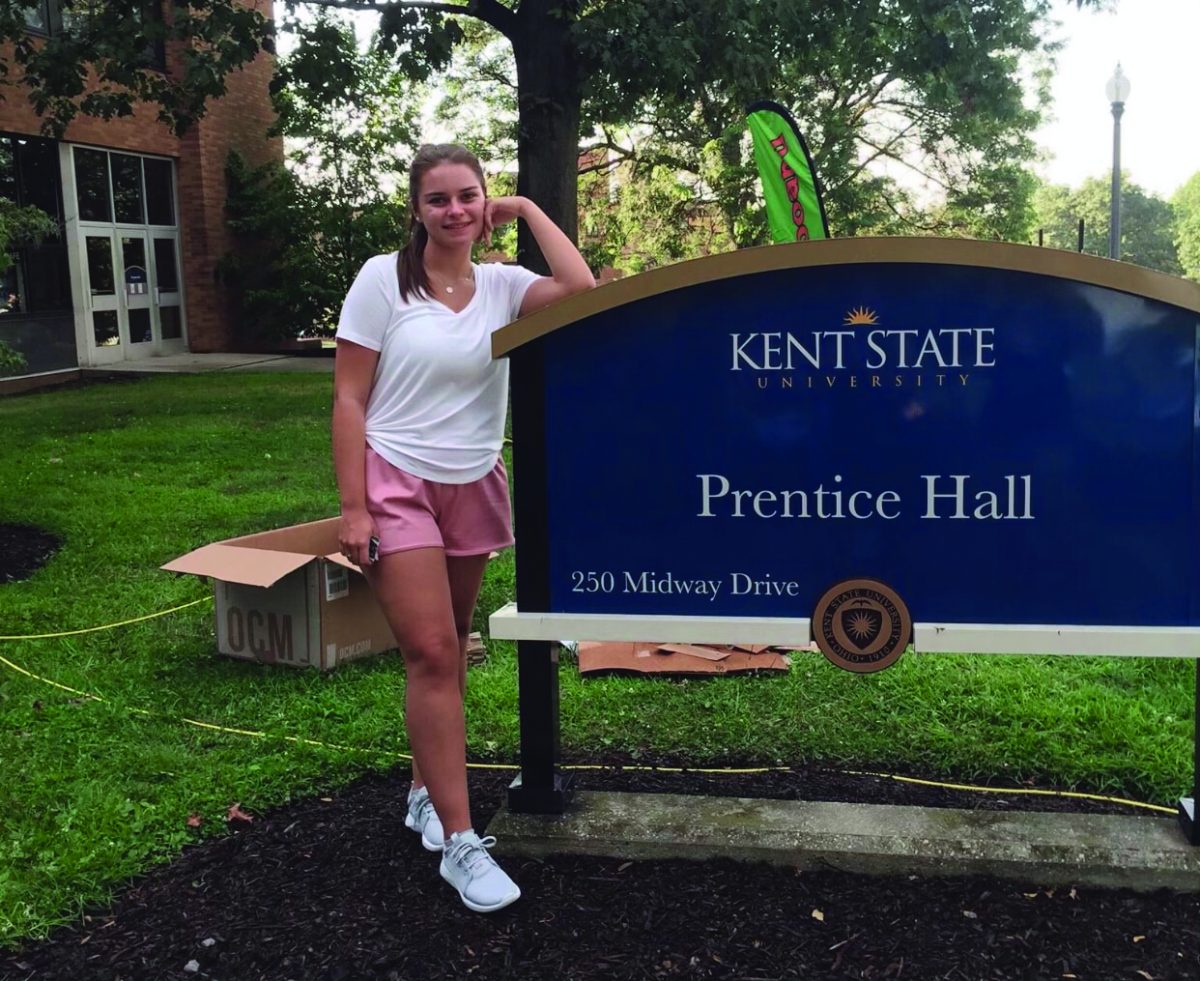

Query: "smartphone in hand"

xmin=368 ymin=535 xmax=380 ymax=563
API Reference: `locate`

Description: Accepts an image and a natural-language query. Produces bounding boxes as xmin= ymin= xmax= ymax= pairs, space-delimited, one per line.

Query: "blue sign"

xmin=496 ymin=241 xmax=1200 ymax=630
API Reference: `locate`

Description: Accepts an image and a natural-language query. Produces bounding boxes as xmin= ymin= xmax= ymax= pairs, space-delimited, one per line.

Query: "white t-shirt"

xmin=336 ymin=253 xmax=541 ymax=483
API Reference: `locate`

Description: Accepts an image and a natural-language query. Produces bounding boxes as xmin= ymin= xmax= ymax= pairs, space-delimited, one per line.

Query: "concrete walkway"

xmin=82 ymin=352 xmax=333 ymax=375
xmin=488 ymin=790 xmax=1200 ymax=892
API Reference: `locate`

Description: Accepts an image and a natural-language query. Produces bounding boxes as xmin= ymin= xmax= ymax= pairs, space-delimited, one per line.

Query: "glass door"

xmin=81 ymin=231 xmax=161 ymax=361
xmin=152 ymin=234 xmax=184 ymax=347
xmin=84 ymin=232 xmax=122 ymax=365
xmin=119 ymin=232 xmax=154 ymax=358
xmin=69 ymin=146 xmax=186 ymax=365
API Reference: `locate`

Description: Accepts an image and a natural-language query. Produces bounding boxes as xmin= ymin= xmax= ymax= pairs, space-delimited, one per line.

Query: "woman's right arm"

xmin=332 ymin=339 xmax=381 ymax=567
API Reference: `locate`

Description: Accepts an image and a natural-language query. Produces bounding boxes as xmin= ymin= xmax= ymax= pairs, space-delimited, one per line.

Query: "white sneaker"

xmin=439 ymin=830 xmax=521 ymax=912
xmin=404 ymin=786 xmax=445 ymax=851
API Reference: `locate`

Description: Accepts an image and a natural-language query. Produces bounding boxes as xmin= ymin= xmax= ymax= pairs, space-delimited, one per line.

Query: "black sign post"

xmin=507 ymin=344 xmax=572 ymax=813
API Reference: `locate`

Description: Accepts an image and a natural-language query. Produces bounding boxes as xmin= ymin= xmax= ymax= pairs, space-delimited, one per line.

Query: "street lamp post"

xmin=1105 ymin=64 xmax=1131 ymax=260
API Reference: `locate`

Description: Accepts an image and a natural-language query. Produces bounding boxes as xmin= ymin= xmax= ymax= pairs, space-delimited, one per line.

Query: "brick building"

xmin=0 ymin=1 xmax=280 ymax=391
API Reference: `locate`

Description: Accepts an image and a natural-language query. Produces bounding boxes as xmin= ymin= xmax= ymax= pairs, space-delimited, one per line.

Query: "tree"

xmin=575 ymin=159 xmax=736 ymax=275
xmin=219 ymin=12 xmax=420 ymax=339
xmin=924 ymin=163 xmax=1040 ymax=243
xmin=1033 ymin=175 xmax=1182 ymax=275
xmin=1172 ymin=172 xmax=1200 ymax=283
xmin=423 ymin=1 xmax=1105 ymax=261
xmin=3 ymin=1 xmax=1111 ymax=268
xmin=577 ymin=0 xmax=1066 ymax=246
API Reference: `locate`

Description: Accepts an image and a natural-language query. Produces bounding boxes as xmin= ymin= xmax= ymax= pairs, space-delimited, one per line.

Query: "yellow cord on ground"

xmin=0 ymin=595 xmax=211 ymax=641
xmin=0 ymin=597 xmax=1182 ymax=815
xmin=0 ymin=652 xmax=105 ymax=701
xmin=839 ymin=769 xmax=1177 ymax=815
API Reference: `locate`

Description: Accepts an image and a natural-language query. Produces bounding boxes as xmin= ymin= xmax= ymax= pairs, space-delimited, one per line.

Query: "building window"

xmin=74 ymin=147 xmax=112 ymax=222
xmin=1 ymin=262 xmax=22 ymax=316
xmin=0 ymin=133 xmax=70 ymax=315
xmin=85 ymin=236 xmax=115 ymax=295
xmin=152 ymin=238 xmax=178 ymax=291
xmin=144 ymin=158 xmax=174 ymax=226
xmin=17 ymin=137 xmax=61 ymax=218
xmin=21 ymin=3 xmax=52 ymax=36
xmin=73 ymin=146 xmax=177 ymax=229
xmin=111 ymin=153 xmax=145 ymax=224
xmin=22 ymin=2 xmax=166 ymax=71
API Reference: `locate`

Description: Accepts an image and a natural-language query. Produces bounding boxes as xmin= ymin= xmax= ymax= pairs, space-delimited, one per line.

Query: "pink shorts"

xmin=364 ymin=447 xmax=514 ymax=557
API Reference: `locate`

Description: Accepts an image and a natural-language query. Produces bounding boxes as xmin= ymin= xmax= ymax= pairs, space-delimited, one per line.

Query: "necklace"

xmin=429 ymin=269 xmax=475 ymax=295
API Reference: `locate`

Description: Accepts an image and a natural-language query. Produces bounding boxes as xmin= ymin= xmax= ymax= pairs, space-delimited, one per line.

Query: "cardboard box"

xmin=576 ymin=641 xmax=791 ymax=676
xmin=466 ymin=631 xmax=487 ymax=667
xmin=162 ymin=518 xmax=397 ymax=670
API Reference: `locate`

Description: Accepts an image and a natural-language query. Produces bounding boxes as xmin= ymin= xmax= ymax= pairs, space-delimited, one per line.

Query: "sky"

xmin=1034 ymin=0 xmax=1200 ymax=198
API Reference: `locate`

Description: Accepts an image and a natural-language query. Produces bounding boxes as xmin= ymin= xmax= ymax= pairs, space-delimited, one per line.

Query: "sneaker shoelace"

xmin=411 ymin=793 xmax=436 ymax=827
xmin=447 ymin=835 xmax=498 ymax=877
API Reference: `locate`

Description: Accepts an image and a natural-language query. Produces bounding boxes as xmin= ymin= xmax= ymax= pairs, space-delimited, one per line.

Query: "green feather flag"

xmin=746 ymin=100 xmax=830 ymax=242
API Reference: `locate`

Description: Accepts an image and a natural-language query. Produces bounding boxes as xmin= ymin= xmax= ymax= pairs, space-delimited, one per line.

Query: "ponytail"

xmin=397 ymin=214 xmax=430 ymax=303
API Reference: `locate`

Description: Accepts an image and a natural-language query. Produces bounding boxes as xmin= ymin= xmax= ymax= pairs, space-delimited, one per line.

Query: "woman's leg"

xmin=408 ymin=552 xmax=490 ymax=790
xmin=366 ymin=547 xmax=471 ymax=836
xmin=447 ymin=551 xmax=490 ymax=692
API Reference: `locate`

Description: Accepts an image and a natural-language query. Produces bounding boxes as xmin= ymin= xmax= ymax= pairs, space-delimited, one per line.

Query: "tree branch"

xmin=880 ymin=191 xmax=943 ymax=233
xmin=475 ymin=62 xmax=517 ymax=89
xmin=846 ymin=73 xmax=897 ymax=127
xmin=574 ymin=124 xmax=638 ymax=176
xmin=469 ymin=0 xmax=518 ymax=34
xmin=302 ymin=0 xmax=517 ymax=35
xmin=843 ymin=122 xmax=918 ymax=184
xmin=855 ymin=132 xmax=954 ymax=193
xmin=305 ymin=0 xmax=463 ymax=14
xmin=577 ymin=144 xmax=634 ymax=176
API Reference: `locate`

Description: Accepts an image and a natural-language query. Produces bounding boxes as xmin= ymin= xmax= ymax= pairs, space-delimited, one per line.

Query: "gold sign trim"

xmin=492 ymin=238 xmax=1200 ymax=359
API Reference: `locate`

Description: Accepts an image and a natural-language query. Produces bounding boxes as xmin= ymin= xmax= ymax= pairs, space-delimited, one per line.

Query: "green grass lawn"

xmin=0 ymin=373 xmax=1194 ymax=945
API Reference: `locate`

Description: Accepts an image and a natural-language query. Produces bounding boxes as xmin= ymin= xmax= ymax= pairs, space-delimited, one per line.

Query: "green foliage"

xmin=0 ymin=0 xmax=1116 ymax=246
xmin=0 ymin=199 xmax=58 ymax=376
xmin=220 ymin=13 xmax=420 ymax=339
xmin=377 ymin=2 xmax=464 ymax=79
xmin=425 ymin=0 xmax=1065 ymax=250
xmin=0 ymin=199 xmax=59 ymax=274
xmin=430 ymin=18 xmax=519 ymax=159
xmin=1 ymin=1 xmax=1110 ymax=253
xmin=1171 ymin=171 xmax=1200 ymax=283
xmin=931 ymin=163 xmax=1040 ymax=243
xmin=1034 ymin=175 xmax=1183 ymax=274
xmin=0 ymin=339 xmax=27 ymax=377
xmin=0 ymin=0 xmax=274 ymax=136
xmin=219 ymin=154 xmax=341 ymax=341
xmin=578 ymin=161 xmax=734 ymax=273
xmin=571 ymin=0 xmax=1055 ymax=243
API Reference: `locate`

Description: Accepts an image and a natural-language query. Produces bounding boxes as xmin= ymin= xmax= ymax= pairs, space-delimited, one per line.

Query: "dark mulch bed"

xmin=3 ymin=764 xmax=1198 ymax=981
xmin=0 ymin=524 xmax=61 ymax=584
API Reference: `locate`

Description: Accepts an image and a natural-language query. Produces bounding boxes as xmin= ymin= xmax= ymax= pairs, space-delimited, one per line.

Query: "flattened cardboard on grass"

xmin=467 ymin=631 xmax=487 ymax=668
xmin=577 ymin=642 xmax=791 ymax=675
xmin=162 ymin=518 xmax=397 ymax=671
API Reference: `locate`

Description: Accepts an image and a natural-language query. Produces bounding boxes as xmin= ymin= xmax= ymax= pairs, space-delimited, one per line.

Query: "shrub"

xmin=0 ymin=338 xmax=28 ymax=377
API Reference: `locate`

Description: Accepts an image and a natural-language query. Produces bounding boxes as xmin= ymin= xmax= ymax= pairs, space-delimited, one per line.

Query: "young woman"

xmin=332 ymin=144 xmax=595 ymax=912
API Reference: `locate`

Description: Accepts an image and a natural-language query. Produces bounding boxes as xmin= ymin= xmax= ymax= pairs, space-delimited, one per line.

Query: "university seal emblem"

xmin=813 ymin=578 xmax=911 ymax=673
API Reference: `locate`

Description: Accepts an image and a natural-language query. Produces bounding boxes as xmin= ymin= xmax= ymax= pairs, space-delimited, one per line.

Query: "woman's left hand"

xmin=480 ymin=196 xmax=526 ymax=245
